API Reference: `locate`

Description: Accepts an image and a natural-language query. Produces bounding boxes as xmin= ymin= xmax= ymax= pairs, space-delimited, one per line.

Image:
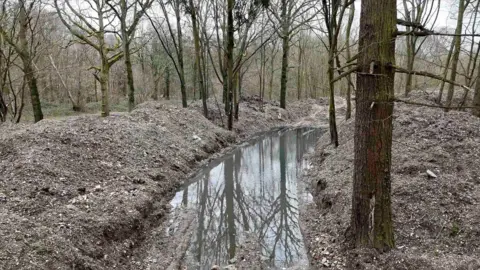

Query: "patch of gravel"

xmin=0 ymin=98 xmax=321 ymax=270
xmin=301 ymin=91 xmax=480 ymax=269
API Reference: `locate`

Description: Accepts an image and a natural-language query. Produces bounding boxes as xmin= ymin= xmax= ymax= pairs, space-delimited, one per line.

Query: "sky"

xmin=352 ymin=0 xmax=459 ymax=31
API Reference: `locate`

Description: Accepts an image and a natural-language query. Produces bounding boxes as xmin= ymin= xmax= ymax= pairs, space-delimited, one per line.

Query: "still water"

xmin=168 ymin=127 xmax=322 ymax=269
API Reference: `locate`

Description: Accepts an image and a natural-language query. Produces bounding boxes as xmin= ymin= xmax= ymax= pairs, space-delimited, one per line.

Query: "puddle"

xmin=167 ymin=127 xmax=322 ymax=269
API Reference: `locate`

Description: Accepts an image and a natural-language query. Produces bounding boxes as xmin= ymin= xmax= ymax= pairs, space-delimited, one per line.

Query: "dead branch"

xmin=394 ymin=98 xmax=479 ymax=110
xmin=392 ymin=65 xmax=472 ymax=92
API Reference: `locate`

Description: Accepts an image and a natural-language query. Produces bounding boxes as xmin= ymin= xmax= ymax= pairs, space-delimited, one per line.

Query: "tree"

xmin=344 ymin=1 xmax=355 ymax=120
xmin=107 ymin=0 xmax=154 ymax=112
xmin=401 ymin=0 xmax=440 ymax=96
xmin=444 ymin=0 xmax=468 ymax=111
xmin=268 ymin=0 xmax=317 ymax=109
xmin=318 ymin=0 xmax=354 ymax=147
xmin=350 ymin=0 xmax=396 ymax=250
xmin=0 ymin=0 xmax=44 ymax=122
xmin=474 ymin=58 xmax=480 ymax=117
xmin=146 ymin=0 xmax=188 ymax=108
xmin=205 ymin=0 xmax=270 ymax=129
xmin=54 ymin=0 xmax=124 ymax=117
xmin=186 ymin=0 xmax=208 ymax=117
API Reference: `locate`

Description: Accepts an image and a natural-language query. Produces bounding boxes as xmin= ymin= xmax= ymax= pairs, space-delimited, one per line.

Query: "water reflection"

xmin=168 ymin=128 xmax=322 ymax=269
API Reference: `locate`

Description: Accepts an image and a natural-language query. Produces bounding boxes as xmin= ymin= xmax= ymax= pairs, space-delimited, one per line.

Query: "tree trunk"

xmin=99 ymin=58 xmax=110 ymax=117
xmin=175 ymin=0 xmax=188 ymax=108
xmin=351 ymin=0 xmax=396 ymax=251
xmin=473 ymin=57 xmax=480 ymax=117
xmin=164 ymin=66 xmax=170 ymax=100
xmin=189 ymin=0 xmax=208 ymax=117
xmin=437 ymin=37 xmax=455 ymax=104
xmin=445 ymin=0 xmax=466 ymax=111
xmin=269 ymin=50 xmax=275 ymax=101
xmin=405 ymin=42 xmax=414 ymax=96
xmin=19 ymin=2 xmax=43 ymax=122
xmin=297 ymin=39 xmax=303 ymax=100
xmin=193 ymin=61 xmax=197 ymax=101
xmin=280 ymin=35 xmax=289 ymax=109
xmin=402 ymin=0 xmax=413 ymax=97
xmin=328 ymin=51 xmax=339 ymax=147
xmin=279 ymin=0 xmax=289 ymax=109
xmin=94 ymin=75 xmax=98 ymax=102
xmin=226 ymin=0 xmax=234 ymax=130
xmin=345 ymin=2 xmax=354 ymax=120
xmin=124 ymin=35 xmax=135 ymax=112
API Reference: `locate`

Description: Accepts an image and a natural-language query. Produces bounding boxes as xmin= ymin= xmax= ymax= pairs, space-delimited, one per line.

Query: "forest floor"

xmin=301 ymin=90 xmax=480 ymax=269
xmin=0 ymin=97 xmax=327 ymax=270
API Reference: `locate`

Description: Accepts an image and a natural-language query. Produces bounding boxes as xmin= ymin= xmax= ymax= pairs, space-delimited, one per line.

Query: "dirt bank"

xmin=301 ymin=91 xmax=480 ymax=269
xmin=0 ymin=98 xmax=323 ymax=270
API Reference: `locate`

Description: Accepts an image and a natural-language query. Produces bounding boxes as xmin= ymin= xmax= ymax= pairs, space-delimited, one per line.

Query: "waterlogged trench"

xmin=167 ymin=127 xmax=322 ymax=269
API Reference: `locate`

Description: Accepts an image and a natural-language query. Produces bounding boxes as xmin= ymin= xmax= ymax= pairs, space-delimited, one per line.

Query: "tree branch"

xmin=392 ymin=65 xmax=472 ymax=92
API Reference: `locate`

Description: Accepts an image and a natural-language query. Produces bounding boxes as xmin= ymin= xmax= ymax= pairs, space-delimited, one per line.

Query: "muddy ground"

xmin=0 ymin=98 xmax=325 ymax=270
xmin=301 ymin=91 xmax=480 ymax=269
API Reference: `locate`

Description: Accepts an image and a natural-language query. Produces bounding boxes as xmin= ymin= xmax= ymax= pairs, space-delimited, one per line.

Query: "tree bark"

xmin=445 ymin=0 xmax=465 ymax=111
xmin=345 ymin=2 xmax=354 ymax=120
xmin=174 ymin=0 xmax=188 ymax=108
xmin=99 ymin=58 xmax=110 ymax=117
xmin=164 ymin=66 xmax=170 ymax=100
xmin=473 ymin=57 xmax=480 ymax=117
xmin=189 ymin=0 xmax=208 ymax=117
xmin=124 ymin=32 xmax=135 ymax=112
xmin=351 ymin=0 xmax=396 ymax=251
xmin=226 ymin=0 xmax=234 ymax=130
xmin=279 ymin=0 xmax=289 ymax=109
xmin=280 ymin=36 xmax=289 ymax=109
xmin=19 ymin=1 xmax=43 ymax=122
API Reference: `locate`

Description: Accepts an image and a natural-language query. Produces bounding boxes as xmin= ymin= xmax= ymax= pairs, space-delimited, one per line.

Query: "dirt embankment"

xmin=301 ymin=91 xmax=480 ymax=269
xmin=0 ymin=98 xmax=321 ymax=270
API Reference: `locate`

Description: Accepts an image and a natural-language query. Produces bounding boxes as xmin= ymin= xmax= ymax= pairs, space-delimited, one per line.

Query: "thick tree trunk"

xmin=328 ymin=53 xmax=339 ymax=147
xmin=280 ymin=34 xmax=289 ymax=109
xmin=124 ymin=42 xmax=135 ymax=112
xmin=19 ymin=2 xmax=43 ymax=122
xmin=445 ymin=0 xmax=466 ymax=111
xmin=351 ymin=0 xmax=396 ymax=251
xmin=99 ymin=58 xmax=110 ymax=117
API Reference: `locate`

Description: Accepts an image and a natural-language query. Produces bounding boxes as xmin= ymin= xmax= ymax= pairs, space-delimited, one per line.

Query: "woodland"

xmin=0 ymin=0 xmax=480 ymax=269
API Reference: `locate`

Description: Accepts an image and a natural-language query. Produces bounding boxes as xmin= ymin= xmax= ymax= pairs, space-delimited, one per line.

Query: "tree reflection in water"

xmin=168 ymin=128 xmax=322 ymax=269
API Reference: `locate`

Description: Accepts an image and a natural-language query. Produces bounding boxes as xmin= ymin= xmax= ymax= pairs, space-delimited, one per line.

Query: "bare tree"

xmin=318 ymin=0 xmax=354 ymax=147
xmin=267 ymin=0 xmax=317 ymax=109
xmin=444 ymin=0 xmax=469 ymax=111
xmin=0 ymin=0 xmax=44 ymax=122
xmin=107 ymin=0 xmax=154 ymax=112
xmin=344 ymin=1 xmax=354 ymax=120
xmin=401 ymin=0 xmax=440 ymax=96
xmin=54 ymin=0 xmax=124 ymax=117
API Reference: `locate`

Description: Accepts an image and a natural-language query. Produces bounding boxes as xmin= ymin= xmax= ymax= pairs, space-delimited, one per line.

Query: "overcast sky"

xmin=352 ymin=0 xmax=459 ymax=31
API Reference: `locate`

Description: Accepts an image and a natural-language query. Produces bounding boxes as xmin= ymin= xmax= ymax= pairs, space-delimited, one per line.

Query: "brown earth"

xmin=0 ymin=98 xmax=323 ymax=270
xmin=301 ymin=91 xmax=480 ymax=270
